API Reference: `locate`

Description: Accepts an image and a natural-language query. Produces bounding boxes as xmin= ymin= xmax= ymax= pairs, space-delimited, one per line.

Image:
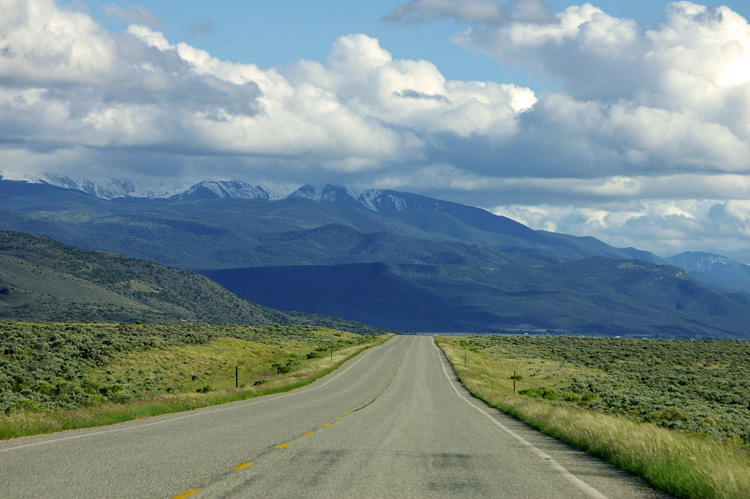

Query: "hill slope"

xmin=0 ymin=231 xmax=383 ymax=333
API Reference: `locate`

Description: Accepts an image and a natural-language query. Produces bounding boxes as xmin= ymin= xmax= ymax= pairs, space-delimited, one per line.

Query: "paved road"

xmin=0 ymin=336 xmax=670 ymax=498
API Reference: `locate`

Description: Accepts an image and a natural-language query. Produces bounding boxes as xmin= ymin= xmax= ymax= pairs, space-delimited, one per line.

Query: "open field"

xmin=437 ymin=335 xmax=750 ymax=499
xmin=0 ymin=321 xmax=388 ymax=439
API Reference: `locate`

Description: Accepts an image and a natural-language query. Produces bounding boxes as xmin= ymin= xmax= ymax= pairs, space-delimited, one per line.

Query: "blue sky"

xmin=3 ymin=1 xmax=750 ymax=260
xmin=73 ymin=0 xmax=750 ymax=88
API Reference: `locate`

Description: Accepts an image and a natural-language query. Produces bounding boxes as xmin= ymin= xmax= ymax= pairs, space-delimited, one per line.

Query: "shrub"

xmin=519 ymin=387 xmax=559 ymax=400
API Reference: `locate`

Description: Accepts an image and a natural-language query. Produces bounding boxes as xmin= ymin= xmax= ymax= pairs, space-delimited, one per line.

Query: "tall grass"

xmin=0 ymin=335 xmax=390 ymax=440
xmin=437 ymin=338 xmax=750 ymax=499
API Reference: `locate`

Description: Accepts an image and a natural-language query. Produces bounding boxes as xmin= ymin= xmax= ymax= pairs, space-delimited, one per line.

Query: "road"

xmin=0 ymin=335 xmax=670 ymax=498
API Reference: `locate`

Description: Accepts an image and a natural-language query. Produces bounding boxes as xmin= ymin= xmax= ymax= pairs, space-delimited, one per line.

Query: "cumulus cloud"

xmin=3 ymin=0 xmax=750 ymax=259
xmin=0 ymin=0 xmax=534 ymax=177
xmin=492 ymin=199 xmax=750 ymax=262
xmin=389 ymin=0 xmax=750 ymax=259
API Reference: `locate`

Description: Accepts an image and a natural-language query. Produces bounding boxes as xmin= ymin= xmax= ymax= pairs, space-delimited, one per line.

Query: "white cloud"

xmin=0 ymin=2 xmax=533 ymax=175
xmin=4 ymin=0 xmax=750 ymax=259
xmin=491 ymin=199 xmax=750 ymax=261
xmin=0 ymin=0 xmax=118 ymax=83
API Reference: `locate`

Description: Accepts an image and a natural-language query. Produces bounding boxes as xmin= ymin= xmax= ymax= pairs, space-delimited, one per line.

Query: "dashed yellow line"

xmin=172 ymin=490 xmax=200 ymax=499
xmin=172 ymin=339 xmax=412 ymax=499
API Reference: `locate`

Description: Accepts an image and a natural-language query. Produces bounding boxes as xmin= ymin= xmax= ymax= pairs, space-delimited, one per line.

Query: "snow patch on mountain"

xmin=172 ymin=181 xmax=271 ymax=200
xmin=2 ymin=174 xmax=297 ymax=201
xmin=667 ymin=252 xmax=736 ymax=273
xmin=1 ymin=172 xmax=431 ymax=212
xmin=8 ymin=173 xmax=190 ymax=199
xmin=289 ymin=184 xmax=426 ymax=212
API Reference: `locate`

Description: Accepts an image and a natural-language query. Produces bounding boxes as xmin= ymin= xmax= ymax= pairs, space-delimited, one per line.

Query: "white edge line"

xmin=431 ymin=338 xmax=609 ymax=499
xmin=0 ymin=342 xmax=382 ymax=453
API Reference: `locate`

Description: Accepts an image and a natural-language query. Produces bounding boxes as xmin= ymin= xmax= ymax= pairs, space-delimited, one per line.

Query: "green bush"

xmin=519 ymin=386 xmax=558 ymax=400
xmin=458 ymin=334 xmax=750 ymax=447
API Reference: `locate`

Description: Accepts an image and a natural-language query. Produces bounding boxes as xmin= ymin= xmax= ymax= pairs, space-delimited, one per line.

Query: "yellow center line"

xmin=303 ymin=431 xmax=314 ymax=436
xmin=276 ymin=443 xmax=290 ymax=449
xmin=322 ymin=423 xmax=330 ymax=427
xmin=334 ymin=417 xmax=342 ymax=421
xmin=172 ymin=490 xmax=200 ymax=499
xmin=233 ymin=462 xmax=253 ymax=470
xmin=344 ymin=411 xmax=351 ymax=415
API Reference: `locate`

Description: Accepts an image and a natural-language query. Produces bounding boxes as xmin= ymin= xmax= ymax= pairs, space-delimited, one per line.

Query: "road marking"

xmin=334 ymin=417 xmax=342 ymax=420
xmin=344 ymin=411 xmax=350 ymax=415
xmin=431 ymin=339 xmax=609 ymax=499
xmin=322 ymin=423 xmax=330 ymax=427
xmin=303 ymin=432 xmax=314 ymax=436
xmin=172 ymin=489 xmax=200 ymax=499
xmin=276 ymin=443 xmax=289 ymax=449
xmin=233 ymin=462 xmax=253 ymax=470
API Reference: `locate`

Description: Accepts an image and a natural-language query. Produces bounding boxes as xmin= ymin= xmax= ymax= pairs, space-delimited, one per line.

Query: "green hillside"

xmin=0 ymin=231 xmax=384 ymax=334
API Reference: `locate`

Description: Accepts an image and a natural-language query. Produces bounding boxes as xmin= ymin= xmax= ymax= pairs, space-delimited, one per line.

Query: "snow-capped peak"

xmin=0 ymin=174 xmax=423 ymax=211
xmin=171 ymin=180 xmax=274 ymax=200
xmin=10 ymin=174 xmax=190 ymax=199
xmin=2 ymin=174 xmax=299 ymax=201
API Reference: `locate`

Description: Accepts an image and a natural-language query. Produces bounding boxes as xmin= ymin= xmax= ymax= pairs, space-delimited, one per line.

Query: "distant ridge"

xmin=666 ymin=251 xmax=750 ymax=294
xmin=0 ymin=178 xmax=666 ymax=269
xmin=204 ymin=259 xmax=750 ymax=338
xmin=170 ymin=181 xmax=272 ymax=201
xmin=0 ymin=175 xmax=294 ymax=201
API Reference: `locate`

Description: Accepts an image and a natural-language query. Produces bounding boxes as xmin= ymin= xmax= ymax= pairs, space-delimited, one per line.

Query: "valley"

xmin=1 ymin=178 xmax=749 ymax=497
xmin=2 ymin=178 xmax=750 ymax=339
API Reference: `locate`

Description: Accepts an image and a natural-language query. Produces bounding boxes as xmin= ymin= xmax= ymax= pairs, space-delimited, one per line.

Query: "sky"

xmin=2 ymin=1 xmax=750 ymax=261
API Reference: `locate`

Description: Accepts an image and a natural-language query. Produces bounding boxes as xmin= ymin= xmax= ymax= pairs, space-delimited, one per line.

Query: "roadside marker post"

xmin=511 ymin=371 xmax=517 ymax=394
xmin=235 ymin=366 xmax=239 ymax=389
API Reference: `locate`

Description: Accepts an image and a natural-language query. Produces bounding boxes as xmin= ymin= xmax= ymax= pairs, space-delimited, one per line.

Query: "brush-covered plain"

xmin=0 ymin=321 xmax=387 ymax=438
xmin=438 ymin=335 xmax=750 ymax=499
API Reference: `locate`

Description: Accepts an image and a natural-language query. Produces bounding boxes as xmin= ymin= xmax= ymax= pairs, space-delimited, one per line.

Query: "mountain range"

xmin=2 ymin=176 xmax=750 ymax=338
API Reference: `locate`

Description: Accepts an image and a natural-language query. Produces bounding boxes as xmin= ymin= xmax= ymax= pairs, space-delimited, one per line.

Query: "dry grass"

xmin=0 ymin=333 xmax=390 ymax=440
xmin=437 ymin=337 xmax=750 ymax=499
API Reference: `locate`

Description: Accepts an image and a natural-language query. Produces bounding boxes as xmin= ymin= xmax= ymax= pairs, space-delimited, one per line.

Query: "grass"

xmin=0 ymin=327 xmax=390 ymax=440
xmin=436 ymin=336 xmax=750 ymax=499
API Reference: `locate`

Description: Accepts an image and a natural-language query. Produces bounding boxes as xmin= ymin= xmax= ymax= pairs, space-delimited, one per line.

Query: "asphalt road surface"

xmin=0 ymin=335 xmax=671 ymax=498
